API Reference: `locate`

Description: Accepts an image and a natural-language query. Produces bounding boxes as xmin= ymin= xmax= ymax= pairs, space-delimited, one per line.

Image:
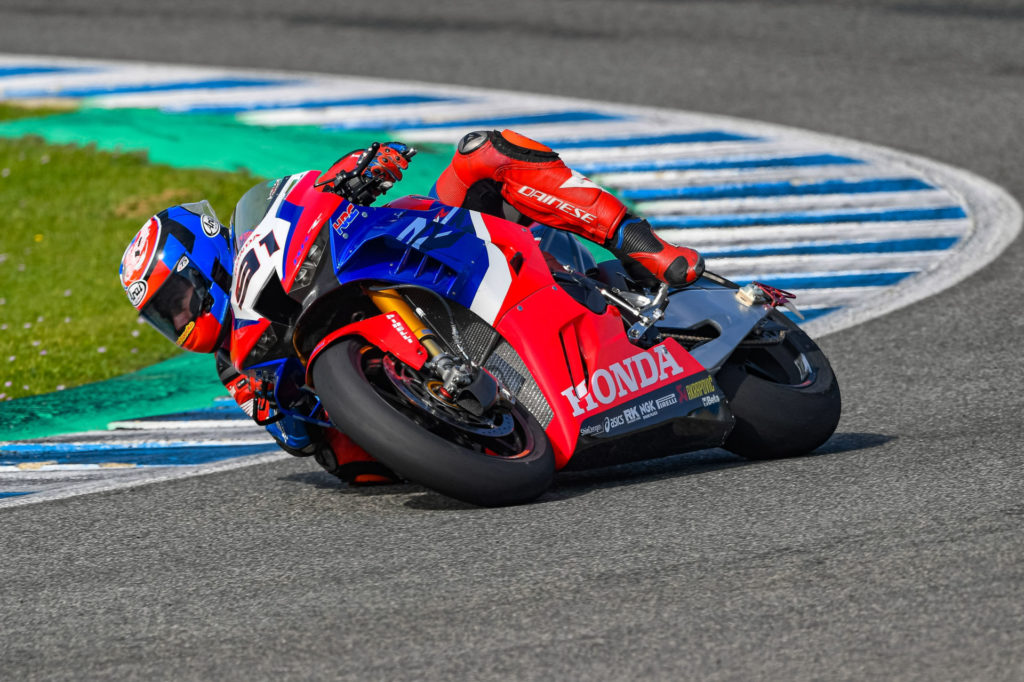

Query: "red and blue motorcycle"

xmin=229 ymin=149 xmax=841 ymax=506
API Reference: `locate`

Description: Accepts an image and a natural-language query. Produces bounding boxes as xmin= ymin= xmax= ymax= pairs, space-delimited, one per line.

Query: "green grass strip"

xmin=0 ymin=106 xmax=452 ymax=439
xmin=0 ymin=107 xmax=449 ymax=196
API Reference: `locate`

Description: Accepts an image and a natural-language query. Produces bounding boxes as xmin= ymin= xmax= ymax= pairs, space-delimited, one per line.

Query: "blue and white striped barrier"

xmin=1 ymin=54 xmax=1019 ymax=505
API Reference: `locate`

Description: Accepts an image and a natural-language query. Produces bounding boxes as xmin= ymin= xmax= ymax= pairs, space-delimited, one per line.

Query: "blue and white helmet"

xmin=119 ymin=201 xmax=233 ymax=353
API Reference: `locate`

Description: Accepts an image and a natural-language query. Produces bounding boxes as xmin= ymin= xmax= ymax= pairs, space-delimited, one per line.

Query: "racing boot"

xmin=606 ymin=214 xmax=705 ymax=288
xmin=435 ymin=129 xmax=704 ymax=287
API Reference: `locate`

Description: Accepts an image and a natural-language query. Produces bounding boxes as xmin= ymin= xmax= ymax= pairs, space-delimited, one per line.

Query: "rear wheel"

xmin=716 ymin=313 xmax=841 ymax=459
xmin=311 ymin=338 xmax=554 ymax=506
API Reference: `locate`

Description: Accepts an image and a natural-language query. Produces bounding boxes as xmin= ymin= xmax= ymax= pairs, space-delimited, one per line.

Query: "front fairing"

xmin=229 ymin=174 xmax=550 ymax=369
xmin=309 ymin=197 xmax=734 ymax=466
xmin=325 ymin=198 xmax=552 ymax=327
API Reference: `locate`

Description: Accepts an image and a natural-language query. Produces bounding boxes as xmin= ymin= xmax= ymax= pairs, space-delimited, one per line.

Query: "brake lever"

xmin=352 ymin=142 xmax=381 ymax=175
xmin=330 ymin=147 xmax=386 ymax=205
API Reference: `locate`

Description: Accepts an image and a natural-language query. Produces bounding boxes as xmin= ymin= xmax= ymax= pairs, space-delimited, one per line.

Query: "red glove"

xmin=224 ymin=373 xmax=272 ymax=422
xmin=318 ymin=142 xmax=415 ymax=205
xmin=366 ymin=143 xmax=412 ymax=184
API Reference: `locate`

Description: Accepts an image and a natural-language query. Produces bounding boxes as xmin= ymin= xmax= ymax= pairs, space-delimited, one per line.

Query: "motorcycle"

xmin=227 ymin=147 xmax=841 ymax=506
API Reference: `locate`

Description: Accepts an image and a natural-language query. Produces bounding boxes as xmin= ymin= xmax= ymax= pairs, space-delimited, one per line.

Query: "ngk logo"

xmin=560 ymin=345 xmax=686 ymax=417
xmin=517 ymin=185 xmax=596 ymax=224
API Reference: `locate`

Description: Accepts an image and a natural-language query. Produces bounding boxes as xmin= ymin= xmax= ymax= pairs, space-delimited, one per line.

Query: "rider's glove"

xmin=320 ymin=142 xmax=416 ymax=206
xmin=224 ymin=373 xmax=257 ymax=418
xmin=366 ymin=142 xmax=412 ymax=186
xmin=224 ymin=372 xmax=276 ymax=424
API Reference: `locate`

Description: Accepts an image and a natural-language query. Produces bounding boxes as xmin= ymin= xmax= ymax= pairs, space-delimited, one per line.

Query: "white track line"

xmin=708 ymin=252 xmax=945 ymax=276
xmin=635 ymin=190 xmax=957 ymax=216
xmin=597 ymin=165 xmax=916 ymax=187
xmin=658 ymin=219 xmax=972 ymax=247
xmin=0 ymin=452 xmax=289 ymax=509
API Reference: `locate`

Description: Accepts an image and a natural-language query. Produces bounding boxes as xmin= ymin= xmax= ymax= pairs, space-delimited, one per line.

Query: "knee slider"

xmin=457 ymin=130 xmax=490 ymax=155
xmin=457 ymin=129 xmax=559 ymax=162
xmin=491 ymin=130 xmax=559 ymax=163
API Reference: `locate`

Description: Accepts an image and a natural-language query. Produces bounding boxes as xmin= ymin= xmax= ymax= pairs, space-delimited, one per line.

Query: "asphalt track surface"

xmin=1 ymin=1 xmax=1023 ymax=679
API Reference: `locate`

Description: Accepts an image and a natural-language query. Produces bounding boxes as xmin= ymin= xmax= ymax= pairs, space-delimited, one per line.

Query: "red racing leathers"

xmin=435 ymin=129 xmax=704 ymax=287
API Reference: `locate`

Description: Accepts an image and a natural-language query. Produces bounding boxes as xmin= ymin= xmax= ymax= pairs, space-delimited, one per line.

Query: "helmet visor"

xmin=140 ymin=261 xmax=214 ymax=345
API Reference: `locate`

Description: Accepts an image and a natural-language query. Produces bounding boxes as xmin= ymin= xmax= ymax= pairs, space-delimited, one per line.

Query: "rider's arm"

xmin=215 ymin=349 xmax=319 ymax=457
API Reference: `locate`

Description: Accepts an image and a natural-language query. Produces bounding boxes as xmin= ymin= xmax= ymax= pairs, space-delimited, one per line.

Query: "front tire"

xmin=716 ymin=313 xmax=841 ymax=459
xmin=311 ymin=338 xmax=555 ymax=506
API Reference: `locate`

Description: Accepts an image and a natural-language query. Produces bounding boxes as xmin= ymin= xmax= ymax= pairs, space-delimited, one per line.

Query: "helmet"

xmin=120 ymin=201 xmax=233 ymax=353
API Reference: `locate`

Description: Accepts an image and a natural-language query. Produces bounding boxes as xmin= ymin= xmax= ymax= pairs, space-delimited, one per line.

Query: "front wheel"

xmin=310 ymin=338 xmax=555 ymax=506
xmin=716 ymin=313 xmax=841 ymax=459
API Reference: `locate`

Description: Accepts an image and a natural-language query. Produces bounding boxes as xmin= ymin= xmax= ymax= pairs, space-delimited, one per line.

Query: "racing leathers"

xmin=435 ymin=129 xmax=704 ymax=288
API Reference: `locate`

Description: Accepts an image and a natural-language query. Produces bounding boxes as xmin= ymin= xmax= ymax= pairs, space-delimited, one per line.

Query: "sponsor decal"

xmin=596 ymin=400 xmax=663 ymax=435
xmin=126 ymin=280 xmax=147 ymax=308
xmin=701 ymin=393 xmax=721 ymax=407
xmin=560 ymin=344 xmax=686 ymax=417
xmin=200 ymin=214 xmax=220 ymax=237
xmin=684 ymin=375 xmax=715 ymax=401
xmin=175 ymin=255 xmax=189 ymax=272
xmin=576 ymin=368 xmax=725 ymax=440
xmin=559 ymin=170 xmax=601 ymax=191
xmin=332 ymin=203 xmax=357 ymax=236
xmin=603 ymin=413 xmax=625 ymax=432
xmin=120 ymin=216 xmax=160 ymax=286
xmin=656 ymin=393 xmax=678 ymax=410
xmin=385 ymin=312 xmax=416 ymax=345
xmin=517 ymin=185 xmax=596 ymax=224
xmin=176 ymin=320 xmax=196 ymax=345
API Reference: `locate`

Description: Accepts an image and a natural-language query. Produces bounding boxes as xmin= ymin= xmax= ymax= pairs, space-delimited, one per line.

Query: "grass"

xmin=0 ymin=106 xmax=262 ymax=400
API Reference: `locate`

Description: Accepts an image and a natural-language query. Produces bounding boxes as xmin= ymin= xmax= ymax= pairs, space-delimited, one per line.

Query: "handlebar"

xmin=315 ymin=143 xmax=417 ymax=204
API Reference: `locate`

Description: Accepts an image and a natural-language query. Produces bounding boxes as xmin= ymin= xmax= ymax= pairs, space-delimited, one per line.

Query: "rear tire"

xmin=311 ymin=338 xmax=555 ymax=506
xmin=716 ymin=313 xmax=841 ymax=459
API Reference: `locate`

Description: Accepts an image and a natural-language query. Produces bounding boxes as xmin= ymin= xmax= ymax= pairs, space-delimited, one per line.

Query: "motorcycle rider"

xmin=119 ymin=129 xmax=705 ymax=484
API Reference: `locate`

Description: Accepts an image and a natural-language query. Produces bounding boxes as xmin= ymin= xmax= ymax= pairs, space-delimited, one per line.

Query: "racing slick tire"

xmin=310 ymin=338 xmax=555 ymax=506
xmin=716 ymin=312 xmax=841 ymax=459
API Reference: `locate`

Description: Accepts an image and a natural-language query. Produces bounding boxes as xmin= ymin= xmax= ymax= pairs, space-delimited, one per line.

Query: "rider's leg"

xmin=435 ymin=129 xmax=704 ymax=287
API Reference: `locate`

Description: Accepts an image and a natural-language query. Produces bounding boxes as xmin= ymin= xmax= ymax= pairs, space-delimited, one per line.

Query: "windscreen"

xmin=230 ymin=178 xmax=288 ymax=252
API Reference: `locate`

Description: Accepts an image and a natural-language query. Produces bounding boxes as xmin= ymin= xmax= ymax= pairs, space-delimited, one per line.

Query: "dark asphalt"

xmin=1 ymin=1 xmax=1023 ymax=679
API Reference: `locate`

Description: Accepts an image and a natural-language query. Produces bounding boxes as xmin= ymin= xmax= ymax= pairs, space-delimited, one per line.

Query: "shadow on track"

xmin=543 ymin=431 xmax=894 ymax=502
xmin=277 ymin=432 xmax=894 ymax=509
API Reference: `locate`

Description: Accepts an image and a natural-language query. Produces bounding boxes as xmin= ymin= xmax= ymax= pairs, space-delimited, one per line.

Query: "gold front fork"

xmin=368 ymin=288 xmax=445 ymax=358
